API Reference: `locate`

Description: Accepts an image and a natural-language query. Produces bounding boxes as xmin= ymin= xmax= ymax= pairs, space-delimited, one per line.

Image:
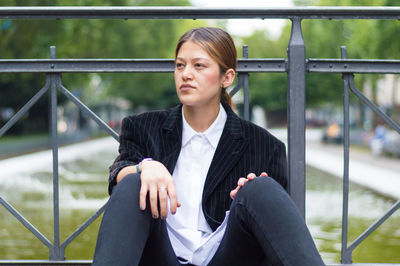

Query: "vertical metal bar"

xmin=341 ymin=46 xmax=352 ymax=264
xmin=287 ymin=17 xmax=306 ymax=217
xmin=49 ymin=46 xmax=63 ymax=260
xmin=242 ymin=45 xmax=250 ymax=121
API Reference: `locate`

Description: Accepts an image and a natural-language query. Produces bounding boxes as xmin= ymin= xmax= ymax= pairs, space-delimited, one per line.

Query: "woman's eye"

xmin=175 ymin=63 xmax=184 ymax=69
xmin=195 ymin=63 xmax=205 ymax=68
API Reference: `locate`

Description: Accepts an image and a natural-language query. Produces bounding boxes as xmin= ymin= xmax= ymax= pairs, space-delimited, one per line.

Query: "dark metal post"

xmin=287 ymin=17 xmax=306 ymax=217
xmin=340 ymin=46 xmax=352 ymax=264
xmin=49 ymin=46 xmax=64 ymax=260
xmin=242 ymin=45 xmax=250 ymax=121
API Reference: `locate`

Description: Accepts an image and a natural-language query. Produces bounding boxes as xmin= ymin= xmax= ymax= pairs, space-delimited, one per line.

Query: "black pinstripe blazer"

xmin=108 ymin=101 xmax=288 ymax=231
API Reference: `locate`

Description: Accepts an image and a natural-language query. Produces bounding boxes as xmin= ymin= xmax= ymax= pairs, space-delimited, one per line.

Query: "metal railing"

xmin=0 ymin=6 xmax=399 ymax=265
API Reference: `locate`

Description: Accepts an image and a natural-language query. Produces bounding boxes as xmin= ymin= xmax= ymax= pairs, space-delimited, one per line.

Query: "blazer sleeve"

xmin=268 ymin=140 xmax=288 ymax=191
xmin=108 ymin=116 xmax=146 ymax=195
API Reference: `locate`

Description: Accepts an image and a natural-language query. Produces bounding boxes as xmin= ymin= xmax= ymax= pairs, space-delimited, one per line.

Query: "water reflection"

xmin=0 ymin=138 xmax=399 ymax=263
xmin=306 ymin=166 xmax=400 ymax=263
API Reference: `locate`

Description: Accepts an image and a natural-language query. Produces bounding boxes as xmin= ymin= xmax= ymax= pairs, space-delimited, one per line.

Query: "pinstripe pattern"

xmin=109 ymin=102 xmax=287 ymax=231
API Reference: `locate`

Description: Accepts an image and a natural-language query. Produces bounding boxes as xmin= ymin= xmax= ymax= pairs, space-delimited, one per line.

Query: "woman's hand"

xmin=230 ymin=172 xmax=268 ymax=199
xmin=139 ymin=160 xmax=180 ymax=220
xmin=117 ymin=161 xmax=180 ymax=220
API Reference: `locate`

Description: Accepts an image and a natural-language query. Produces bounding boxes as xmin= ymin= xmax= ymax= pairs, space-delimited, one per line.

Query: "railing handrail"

xmin=0 ymin=58 xmax=286 ymax=73
xmin=1 ymin=6 xmax=400 ymax=19
xmin=2 ymin=58 xmax=400 ymax=74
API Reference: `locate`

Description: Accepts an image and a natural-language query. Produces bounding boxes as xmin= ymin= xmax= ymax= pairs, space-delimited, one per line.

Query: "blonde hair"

xmin=175 ymin=27 xmax=237 ymax=108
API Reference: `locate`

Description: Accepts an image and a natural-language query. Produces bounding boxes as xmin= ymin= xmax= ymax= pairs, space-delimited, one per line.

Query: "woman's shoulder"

xmin=238 ymin=116 xmax=285 ymax=148
xmin=122 ymin=105 xmax=180 ymax=128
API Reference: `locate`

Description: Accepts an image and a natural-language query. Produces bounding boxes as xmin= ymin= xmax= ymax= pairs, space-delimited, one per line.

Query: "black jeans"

xmin=92 ymin=174 xmax=325 ymax=266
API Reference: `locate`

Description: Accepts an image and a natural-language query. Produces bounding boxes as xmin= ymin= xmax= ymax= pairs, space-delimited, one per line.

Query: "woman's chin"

xmin=178 ymin=95 xmax=199 ymax=106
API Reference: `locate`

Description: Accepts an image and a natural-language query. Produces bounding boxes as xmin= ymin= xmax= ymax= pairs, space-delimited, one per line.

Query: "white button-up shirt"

xmin=167 ymin=103 xmax=228 ymax=265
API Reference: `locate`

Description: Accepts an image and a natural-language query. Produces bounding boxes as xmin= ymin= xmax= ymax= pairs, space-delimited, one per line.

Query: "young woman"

xmin=93 ymin=27 xmax=324 ymax=266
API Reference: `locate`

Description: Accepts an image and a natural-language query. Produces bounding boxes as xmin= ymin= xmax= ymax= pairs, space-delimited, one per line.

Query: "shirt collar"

xmin=181 ymin=103 xmax=227 ymax=149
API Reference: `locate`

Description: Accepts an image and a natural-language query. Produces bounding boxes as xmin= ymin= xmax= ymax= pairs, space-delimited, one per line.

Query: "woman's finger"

xmin=247 ymin=172 xmax=256 ymax=180
xmin=139 ymin=183 xmax=148 ymax=211
xmin=260 ymin=172 xmax=268 ymax=177
xmin=230 ymin=189 xmax=235 ymax=199
xmin=230 ymin=185 xmax=240 ymax=199
xmin=149 ymin=185 xmax=159 ymax=219
xmin=158 ymin=184 xmax=168 ymax=219
xmin=167 ymin=182 xmax=178 ymax=215
xmin=237 ymin=177 xmax=247 ymax=186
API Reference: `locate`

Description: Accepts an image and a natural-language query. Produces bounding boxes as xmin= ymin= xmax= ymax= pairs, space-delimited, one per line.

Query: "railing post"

xmin=242 ymin=45 xmax=250 ymax=121
xmin=341 ymin=46 xmax=352 ymax=264
xmin=48 ymin=46 xmax=64 ymax=261
xmin=287 ymin=17 xmax=306 ymax=218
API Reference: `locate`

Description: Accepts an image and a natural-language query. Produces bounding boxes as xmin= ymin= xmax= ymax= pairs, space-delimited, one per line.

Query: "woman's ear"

xmin=222 ymin=68 xmax=236 ymax=88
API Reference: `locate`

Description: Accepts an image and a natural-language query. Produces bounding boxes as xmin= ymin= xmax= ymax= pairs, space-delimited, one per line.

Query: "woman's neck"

xmin=183 ymin=102 xmax=221 ymax=133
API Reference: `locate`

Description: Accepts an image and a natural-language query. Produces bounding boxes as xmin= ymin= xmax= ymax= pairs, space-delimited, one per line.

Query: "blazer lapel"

xmin=161 ymin=105 xmax=183 ymax=174
xmin=203 ymin=103 xmax=248 ymax=200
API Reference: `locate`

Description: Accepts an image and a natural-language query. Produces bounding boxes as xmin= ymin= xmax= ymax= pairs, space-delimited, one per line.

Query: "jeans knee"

xmin=237 ymin=176 xmax=281 ymax=196
xmin=235 ymin=177 xmax=289 ymax=208
xmin=110 ymin=173 xmax=141 ymax=202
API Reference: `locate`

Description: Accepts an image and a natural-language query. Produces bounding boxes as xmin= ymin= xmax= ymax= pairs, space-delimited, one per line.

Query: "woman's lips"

xmin=180 ymin=84 xmax=195 ymax=92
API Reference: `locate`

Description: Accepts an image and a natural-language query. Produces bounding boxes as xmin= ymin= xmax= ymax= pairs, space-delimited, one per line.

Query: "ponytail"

xmin=221 ymin=87 xmax=235 ymax=109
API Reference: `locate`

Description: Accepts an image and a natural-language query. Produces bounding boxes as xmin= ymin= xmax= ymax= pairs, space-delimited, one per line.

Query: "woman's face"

xmin=174 ymin=41 xmax=225 ymax=108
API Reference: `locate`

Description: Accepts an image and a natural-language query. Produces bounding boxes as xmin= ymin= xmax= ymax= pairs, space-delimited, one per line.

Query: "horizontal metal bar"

xmin=240 ymin=59 xmax=286 ymax=72
xmin=0 ymin=59 xmax=174 ymax=73
xmin=0 ymin=59 xmax=286 ymax=73
xmin=308 ymin=59 xmax=400 ymax=74
xmin=61 ymin=203 xmax=106 ymax=249
xmin=3 ymin=58 xmax=400 ymax=74
xmin=1 ymin=6 xmax=400 ymax=19
xmin=57 ymin=82 xmax=119 ymax=141
xmin=0 ymin=197 xmax=53 ymax=249
xmin=348 ymin=200 xmax=400 ymax=252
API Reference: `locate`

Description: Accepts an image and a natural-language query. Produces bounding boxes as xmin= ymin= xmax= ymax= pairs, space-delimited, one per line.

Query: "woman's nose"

xmin=182 ymin=65 xmax=193 ymax=80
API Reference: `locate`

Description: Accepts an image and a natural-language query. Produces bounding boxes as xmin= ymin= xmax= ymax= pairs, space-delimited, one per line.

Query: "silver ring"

xmin=159 ymin=186 xmax=166 ymax=192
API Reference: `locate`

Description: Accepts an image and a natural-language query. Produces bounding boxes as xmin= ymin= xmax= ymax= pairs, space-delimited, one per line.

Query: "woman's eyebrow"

xmin=191 ymin=57 xmax=212 ymax=63
xmin=175 ymin=57 xmax=211 ymax=64
xmin=176 ymin=56 xmax=210 ymax=60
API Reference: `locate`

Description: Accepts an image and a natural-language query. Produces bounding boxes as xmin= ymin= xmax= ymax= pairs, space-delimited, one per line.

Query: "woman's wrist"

xmin=116 ymin=158 xmax=153 ymax=183
xmin=116 ymin=165 xmax=136 ymax=183
xmin=137 ymin=158 xmax=153 ymax=174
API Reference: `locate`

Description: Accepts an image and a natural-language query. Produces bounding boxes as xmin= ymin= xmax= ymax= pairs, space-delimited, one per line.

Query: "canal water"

xmin=0 ymin=137 xmax=399 ymax=263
